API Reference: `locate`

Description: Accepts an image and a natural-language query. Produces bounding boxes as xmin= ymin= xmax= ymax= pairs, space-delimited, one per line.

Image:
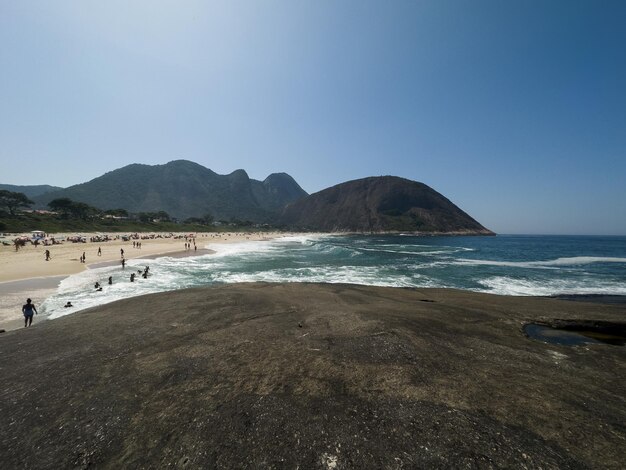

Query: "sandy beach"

xmin=0 ymin=231 xmax=285 ymax=330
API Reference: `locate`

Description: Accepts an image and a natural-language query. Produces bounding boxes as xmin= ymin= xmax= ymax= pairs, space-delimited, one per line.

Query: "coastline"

xmin=0 ymin=231 xmax=287 ymax=331
xmin=0 ymin=276 xmax=66 ymax=332
xmin=0 ymin=232 xmax=626 ymax=329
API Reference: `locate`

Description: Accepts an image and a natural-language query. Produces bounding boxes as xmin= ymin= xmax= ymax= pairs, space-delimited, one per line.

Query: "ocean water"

xmin=41 ymin=234 xmax=626 ymax=319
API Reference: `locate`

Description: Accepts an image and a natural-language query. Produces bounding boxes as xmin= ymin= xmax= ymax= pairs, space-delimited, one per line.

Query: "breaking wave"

xmin=39 ymin=234 xmax=626 ymax=320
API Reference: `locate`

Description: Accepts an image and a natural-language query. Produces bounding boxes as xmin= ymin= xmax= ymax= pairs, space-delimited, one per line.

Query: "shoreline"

xmin=0 ymin=277 xmax=66 ymax=332
xmin=0 ymin=231 xmax=288 ymax=331
xmin=2 ymin=231 xmax=624 ymax=331
xmin=4 ymin=282 xmax=625 ymax=334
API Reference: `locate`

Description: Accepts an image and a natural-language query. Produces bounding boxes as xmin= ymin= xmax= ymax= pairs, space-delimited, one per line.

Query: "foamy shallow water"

xmin=40 ymin=234 xmax=626 ymax=320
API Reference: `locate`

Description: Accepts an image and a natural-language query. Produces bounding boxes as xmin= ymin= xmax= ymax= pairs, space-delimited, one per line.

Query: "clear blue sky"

xmin=1 ymin=1 xmax=625 ymax=235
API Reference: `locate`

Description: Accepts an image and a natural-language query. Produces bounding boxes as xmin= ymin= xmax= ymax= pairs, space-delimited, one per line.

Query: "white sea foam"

xmin=477 ymin=276 xmax=626 ymax=296
xmin=356 ymin=247 xmax=471 ymax=257
xmin=418 ymin=248 xmax=474 ymax=256
xmin=454 ymin=256 xmax=626 ymax=270
xmin=539 ymin=256 xmax=626 ymax=266
xmin=37 ymin=235 xmax=626 ymax=321
xmin=453 ymin=259 xmax=559 ymax=270
xmin=207 ymin=240 xmax=281 ymax=258
xmin=40 ymin=235 xmax=333 ymax=319
xmin=213 ymin=265 xmax=422 ymax=288
xmin=406 ymin=261 xmax=451 ymax=270
xmin=207 ymin=234 xmax=332 ymax=258
xmin=42 ymin=260 xmax=175 ymax=319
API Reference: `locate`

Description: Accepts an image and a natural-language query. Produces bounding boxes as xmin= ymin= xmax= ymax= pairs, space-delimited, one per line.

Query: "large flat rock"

xmin=0 ymin=283 xmax=624 ymax=468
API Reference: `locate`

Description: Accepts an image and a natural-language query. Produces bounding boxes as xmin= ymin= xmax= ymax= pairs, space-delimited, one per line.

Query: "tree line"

xmin=0 ymin=190 xmax=215 ymax=225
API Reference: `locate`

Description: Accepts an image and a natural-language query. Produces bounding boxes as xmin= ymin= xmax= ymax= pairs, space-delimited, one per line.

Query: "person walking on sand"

xmin=97 ymin=247 xmax=102 ymax=256
xmin=22 ymin=298 xmax=38 ymax=327
xmin=121 ymin=248 xmax=124 ymax=258
xmin=45 ymin=249 xmax=51 ymax=261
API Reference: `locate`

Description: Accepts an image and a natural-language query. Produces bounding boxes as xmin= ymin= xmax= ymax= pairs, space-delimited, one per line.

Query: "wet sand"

xmin=0 ymin=276 xmax=66 ymax=331
xmin=0 ymin=283 xmax=624 ymax=468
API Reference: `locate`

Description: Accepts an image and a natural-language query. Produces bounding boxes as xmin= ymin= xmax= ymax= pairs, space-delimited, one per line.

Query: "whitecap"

xmin=477 ymin=276 xmax=626 ymax=296
xmin=454 ymin=256 xmax=626 ymax=270
xmin=540 ymin=256 xmax=626 ymax=266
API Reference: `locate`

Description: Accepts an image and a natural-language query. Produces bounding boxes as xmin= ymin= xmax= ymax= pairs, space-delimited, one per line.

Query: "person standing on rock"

xmin=22 ymin=298 xmax=38 ymax=327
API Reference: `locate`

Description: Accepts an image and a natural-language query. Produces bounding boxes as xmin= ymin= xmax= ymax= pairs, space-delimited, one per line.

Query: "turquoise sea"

xmin=42 ymin=234 xmax=626 ymax=319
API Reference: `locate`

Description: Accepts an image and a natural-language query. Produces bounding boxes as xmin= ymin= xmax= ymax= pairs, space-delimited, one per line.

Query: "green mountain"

xmin=0 ymin=184 xmax=63 ymax=199
xmin=17 ymin=165 xmax=492 ymax=234
xmin=281 ymin=176 xmax=494 ymax=234
xmin=32 ymin=160 xmax=307 ymax=222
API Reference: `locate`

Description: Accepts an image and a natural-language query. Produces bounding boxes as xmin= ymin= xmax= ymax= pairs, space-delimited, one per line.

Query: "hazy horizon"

xmin=1 ymin=1 xmax=625 ymax=235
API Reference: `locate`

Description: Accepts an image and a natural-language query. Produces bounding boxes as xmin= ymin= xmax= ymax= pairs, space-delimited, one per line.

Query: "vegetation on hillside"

xmin=31 ymin=160 xmax=308 ymax=222
xmin=0 ymin=212 xmax=278 ymax=234
xmin=0 ymin=190 xmax=278 ymax=234
xmin=0 ymin=190 xmax=34 ymax=215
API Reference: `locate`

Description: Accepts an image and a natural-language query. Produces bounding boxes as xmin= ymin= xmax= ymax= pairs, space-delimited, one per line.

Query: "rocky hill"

xmin=32 ymin=160 xmax=307 ymax=222
xmin=281 ymin=176 xmax=493 ymax=234
xmin=11 ymin=164 xmax=493 ymax=233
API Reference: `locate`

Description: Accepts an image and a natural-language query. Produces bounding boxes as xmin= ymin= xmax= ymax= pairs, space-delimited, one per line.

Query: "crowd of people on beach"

xmin=8 ymin=230 xmax=279 ymax=329
xmin=8 ymin=231 xmax=205 ymax=261
xmin=184 ymin=238 xmax=197 ymax=251
xmin=36 ymin=234 xmax=174 ymax=264
xmin=21 ymin=232 xmax=168 ymax=326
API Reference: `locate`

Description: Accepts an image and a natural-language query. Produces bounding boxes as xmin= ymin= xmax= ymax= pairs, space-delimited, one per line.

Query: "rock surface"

xmin=281 ymin=176 xmax=494 ymax=234
xmin=0 ymin=283 xmax=624 ymax=468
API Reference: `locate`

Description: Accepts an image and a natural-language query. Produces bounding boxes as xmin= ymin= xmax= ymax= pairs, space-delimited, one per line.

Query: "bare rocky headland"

xmin=1 ymin=283 xmax=624 ymax=469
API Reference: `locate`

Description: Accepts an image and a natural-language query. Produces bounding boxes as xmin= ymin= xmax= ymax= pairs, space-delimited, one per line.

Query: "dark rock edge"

xmin=1 ymin=283 xmax=624 ymax=469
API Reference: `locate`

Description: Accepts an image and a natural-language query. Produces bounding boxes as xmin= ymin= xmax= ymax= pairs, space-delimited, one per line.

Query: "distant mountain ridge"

xmin=0 ymin=184 xmax=63 ymax=199
xmin=281 ymin=176 xmax=494 ymax=235
xmin=31 ymin=160 xmax=307 ymax=222
xmin=5 ymin=161 xmax=493 ymax=234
